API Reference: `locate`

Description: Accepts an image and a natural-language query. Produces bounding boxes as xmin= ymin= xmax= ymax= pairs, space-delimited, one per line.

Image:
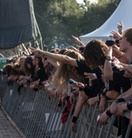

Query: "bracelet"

xmin=127 ymin=101 xmax=132 ymax=111
xmin=105 ymin=56 xmax=112 ymax=61
xmin=72 ymin=116 xmax=78 ymax=123
xmin=106 ymin=109 xmax=112 ymax=117
xmin=115 ymin=98 xmax=125 ymax=103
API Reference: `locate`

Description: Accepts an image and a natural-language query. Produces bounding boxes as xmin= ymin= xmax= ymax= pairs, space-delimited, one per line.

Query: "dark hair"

xmin=35 ymin=56 xmax=44 ymax=70
xmin=58 ymin=48 xmax=68 ymax=55
xmin=3 ymin=64 xmax=18 ymax=76
xmin=84 ymin=39 xmax=107 ymax=68
xmin=24 ymin=56 xmax=35 ymax=76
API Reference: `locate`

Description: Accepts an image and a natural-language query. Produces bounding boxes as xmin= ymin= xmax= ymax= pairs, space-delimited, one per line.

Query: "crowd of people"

xmin=2 ymin=21 xmax=132 ymax=137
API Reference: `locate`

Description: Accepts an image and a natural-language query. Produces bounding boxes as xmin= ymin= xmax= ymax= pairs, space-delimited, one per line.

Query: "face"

xmin=119 ymin=37 xmax=130 ymax=52
xmin=119 ymin=36 xmax=132 ymax=61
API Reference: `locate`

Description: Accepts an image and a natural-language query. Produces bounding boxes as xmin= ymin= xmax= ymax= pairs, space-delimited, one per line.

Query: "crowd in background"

xmin=2 ymin=21 xmax=132 ymax=138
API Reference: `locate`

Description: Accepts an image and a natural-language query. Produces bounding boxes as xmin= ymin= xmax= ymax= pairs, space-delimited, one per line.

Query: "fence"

xmin=0 ymin=75 xmax=131 ymax=138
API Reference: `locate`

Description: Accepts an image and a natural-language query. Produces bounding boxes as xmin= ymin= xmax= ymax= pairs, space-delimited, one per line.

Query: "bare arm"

xmin=47 ymin=58 xmax=60 ymax=68
xmin=115 ymin=87 xmax=132 ymax=101
xmin=103 ymin=47 xmax=113 ymax=80
xmin=32 ymin=49 xmax=78 ymax=67
xmin=72 ymin=35 xmax=85 ymax=47
xmin=117 ymin=21 xmax=123 ymax=35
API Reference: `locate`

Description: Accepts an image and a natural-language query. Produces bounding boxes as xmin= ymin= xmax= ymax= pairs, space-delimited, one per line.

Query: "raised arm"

xmin=47 ymin=58 xmax=60 ymax=68
xmin=31 ymin=48 xmax=78 ymax=67
xmin=103 ymin=47 xmax=113 ymax=80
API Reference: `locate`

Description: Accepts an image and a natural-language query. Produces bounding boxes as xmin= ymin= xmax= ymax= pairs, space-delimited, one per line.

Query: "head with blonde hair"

xmin=51 ymin=49 xmax=84 ymax=88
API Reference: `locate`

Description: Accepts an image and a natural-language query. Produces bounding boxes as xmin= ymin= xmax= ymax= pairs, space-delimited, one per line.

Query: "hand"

xmin=124 ymin=70 xmax=132 ymax=78
xmin=71 ymin=122 xmax=77 ymax=132
xmin=118 ymin=63 xmax=132 ymax=77
xmin=72 ymin=35 xmax=85 ymax=46
xmin=97 ymin=112 xmax=109 ymax=125
xmin=87 ymin=96 xmax=99 ymax=106
xmin=29 ymin=82 xmax=35 ymax=89
xmin=111 ymin=30 xmax=122 ymax=40
xmin=116 ymin=102 xmax=127 ymax=116
xmin=75 ymin=82 xmax=85 ymax=88
xmin=34 ymin=80 xmax=40 ymax=87
xmin=109 ymin=101 xmax=118 ymax=115
xmin=115 ymin=62 xmax=127 ymax=71
xmin=29 ymin=47 xmax=42 ymax=55
xmin=117 ymin=21 xmax=124 ymax=31
xmin=72 ymin=35 xmax=81 ymax=44
xmin=121 ymin=63 xmax=132 ymax=73
xmin=84 ymin=72 xmax=97 ymax=80
xmin=104 ymin=46 xmax=113 ymax=57
xmin=112 ymin=44 xmax=124 ymax=58
xmin=112 ymin=44 xmax=120 ymax=51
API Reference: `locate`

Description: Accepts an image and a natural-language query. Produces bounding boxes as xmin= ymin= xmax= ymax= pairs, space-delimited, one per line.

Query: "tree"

xmin=33 ymin=0 xmax=121 ymax=49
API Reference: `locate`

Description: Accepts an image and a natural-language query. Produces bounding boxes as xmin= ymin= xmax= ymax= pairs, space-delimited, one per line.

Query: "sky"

xmin=76 ymin=0 xmax=98 ymax=4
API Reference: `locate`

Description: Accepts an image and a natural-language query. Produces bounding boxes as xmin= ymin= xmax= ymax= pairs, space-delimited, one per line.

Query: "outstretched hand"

xmin=72 ymin=35 xmax=85 ymax=46
xmin=29 ymin=47 xmax=44 ymax=56
xmin=111 ymin=30 xmax=122 ymax=40
xmin=117 ymin=21 xmax=124 ymax=30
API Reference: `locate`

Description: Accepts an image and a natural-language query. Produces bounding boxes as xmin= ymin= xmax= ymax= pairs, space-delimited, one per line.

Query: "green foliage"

xmin=33 ymin=0 xmax=121 ymax=49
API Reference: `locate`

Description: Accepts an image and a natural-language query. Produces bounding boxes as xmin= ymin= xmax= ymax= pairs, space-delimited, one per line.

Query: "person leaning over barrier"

xmin=97 ymin=27 xmax=132 ymax=138
xmin=98 ymin=26 xmax=129 ymax=112
xmin=33 ymin=48 xmax=85 ymax=102
xmin=30 ymin=40 xmax=106 ymax=132
xmin=17 ymin=56 xmax=35 ymax=87
xmin=99 ymin=44 xmax=130 ymax=111
xmin=48 ymin=49 xmax=84 ymax=99
xmin=102 ymin=43 xmax=131 ymax=138
xmin=29 ymin=56 xmax=48 ymax=90
xmin=3 ymin=56 xmax=26 ymax=85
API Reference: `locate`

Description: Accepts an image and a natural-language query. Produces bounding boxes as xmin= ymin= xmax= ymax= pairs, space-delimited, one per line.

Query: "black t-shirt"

xmin=76 ymin=60 xmax=104 ymax=97
xmin=109 ymin=70 xmax=131 ymax=93
xmin=33 ymin=68 xmax=48 ymax=82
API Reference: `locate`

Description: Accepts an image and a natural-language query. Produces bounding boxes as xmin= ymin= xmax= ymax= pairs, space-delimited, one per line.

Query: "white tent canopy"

xmin=80 ymin=0 xmax=132 ymax=45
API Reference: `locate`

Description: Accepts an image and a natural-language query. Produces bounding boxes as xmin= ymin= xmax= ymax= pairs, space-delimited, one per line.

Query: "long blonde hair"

xmin=50 ymin=49 xmax=84 ymax=89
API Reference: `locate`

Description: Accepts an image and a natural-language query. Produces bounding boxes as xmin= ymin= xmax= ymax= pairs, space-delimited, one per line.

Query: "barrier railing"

xmin=0 ymin=75 xmax=131 ymax=138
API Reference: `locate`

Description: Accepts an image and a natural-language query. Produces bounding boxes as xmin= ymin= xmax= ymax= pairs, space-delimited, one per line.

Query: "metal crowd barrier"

xmin=0 ymin=75 xmax=131 ymax=138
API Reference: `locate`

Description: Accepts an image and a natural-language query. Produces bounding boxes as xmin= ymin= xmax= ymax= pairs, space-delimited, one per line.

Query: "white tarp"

xmin=80 ymin=0 xmax=132 ymax=45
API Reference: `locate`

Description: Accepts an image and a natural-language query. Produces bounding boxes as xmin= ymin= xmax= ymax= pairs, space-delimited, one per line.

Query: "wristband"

xmin=105 ymin=56 xmax=112 ymax=61
xmin=115 ymin=98 xmax=125 ymax=103
xmin=127 ymin=102 xmax=132 ymax=111
xmin=72 ymin=116 xmax=78 ymax=123
xmin=106 ymin=109 xmax=112 ymax=117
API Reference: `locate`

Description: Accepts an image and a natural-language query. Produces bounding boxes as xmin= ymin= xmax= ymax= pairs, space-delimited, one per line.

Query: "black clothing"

xmin=34 ymin=68 xmax=48 ymax=82
xmin=109 ymin=70 xmax=131 ymax=93
xmin=76 ymin=60 xmax=104 ymax=98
